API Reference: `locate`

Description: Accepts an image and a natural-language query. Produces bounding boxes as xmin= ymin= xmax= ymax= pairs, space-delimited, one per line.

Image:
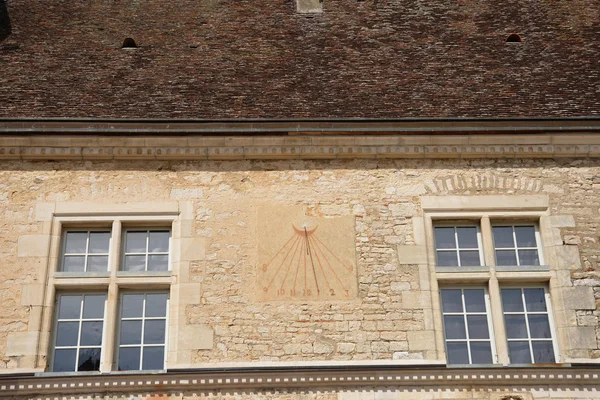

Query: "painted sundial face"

xmin=257 ymin=207 xmax=357 ymax=301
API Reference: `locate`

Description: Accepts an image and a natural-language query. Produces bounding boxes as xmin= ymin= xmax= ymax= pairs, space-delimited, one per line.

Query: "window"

xmin=423 ymin=197 xmax=560 ymax=365
xmin=440 ymin=288 xmax=495 ymax=364
xmin=50 ymin=219 xmax=174 ymax=373
xmin=117 ymin=293 xmax=168 ymax=370
xmin=122 ymin=230 xmax=170 ymax=272
xmin=501 ymin=287 xmax=556 ymax=363
xmin=52 ymin=294 xmax=106 ymax=372
xmin=434 ymin=225 xmax=483 ymax=267
xmin=61 ymin=230 xmax=111 ymax=272
xmin=492 ymin=225 xmax=541 ymax=266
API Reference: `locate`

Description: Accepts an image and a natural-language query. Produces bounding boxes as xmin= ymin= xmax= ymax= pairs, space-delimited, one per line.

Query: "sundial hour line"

xmin=261 ymin=222 xmax=352 ymax=297
xmin=308 ymin=235 xmax=348 ymax=293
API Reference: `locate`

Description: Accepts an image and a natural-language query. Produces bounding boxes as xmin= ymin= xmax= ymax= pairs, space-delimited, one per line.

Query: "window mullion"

xmin=101 ymin=283 xmax=118 ymax=372
xmin=140 ymin=295 xmax=147 ymax=369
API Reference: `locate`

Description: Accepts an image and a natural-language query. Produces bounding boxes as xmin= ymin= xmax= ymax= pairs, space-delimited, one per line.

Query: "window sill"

xmin=435 ymin=265 xmax=489 ymax=273
xmin=117 ymin=271 xmax=172 ymax=277
xmin=54 ymin=271 xmax=111 ymax=279
xmin=436 ymin=270 xmax=490 ymax=283
xmin=495 ymin=264 xmax=550 ymax=272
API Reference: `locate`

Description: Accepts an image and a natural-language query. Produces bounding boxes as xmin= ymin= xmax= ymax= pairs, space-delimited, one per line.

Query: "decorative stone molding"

xmin=0 ymin=135 xmax=600 ymax=161
xmin=0 ymin=366 xmax=598 ymax=397
xmin=0 ymin=118 xmax=599 ymax=160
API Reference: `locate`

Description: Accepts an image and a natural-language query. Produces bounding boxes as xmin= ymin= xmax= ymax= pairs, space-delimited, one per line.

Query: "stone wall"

xmin=0 ymin=157 xmax=599 ymax=370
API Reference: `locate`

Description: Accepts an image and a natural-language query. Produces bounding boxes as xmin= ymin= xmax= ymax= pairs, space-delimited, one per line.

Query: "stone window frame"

xmin=421 ymin=195 xmax=566 ymax=366
xmin=32 ymin=202 xmax=191 ymax=374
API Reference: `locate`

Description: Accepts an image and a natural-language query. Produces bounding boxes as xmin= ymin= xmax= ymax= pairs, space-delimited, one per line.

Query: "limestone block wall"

xmin=0 ymin=158 xmax=599 ymax=370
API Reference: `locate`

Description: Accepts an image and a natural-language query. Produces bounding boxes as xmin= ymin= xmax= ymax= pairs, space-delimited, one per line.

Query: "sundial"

xmin=257 ymin=206 xmax=357 ymax=301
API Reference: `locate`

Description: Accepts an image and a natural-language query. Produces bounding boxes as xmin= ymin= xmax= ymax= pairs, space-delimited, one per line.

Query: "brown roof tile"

xmin=0 ymin=0 xmax=599 ymax=118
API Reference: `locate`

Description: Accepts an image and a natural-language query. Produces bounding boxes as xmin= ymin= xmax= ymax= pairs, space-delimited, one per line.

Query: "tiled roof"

xmin=0 ymin=0 xmax=598 ymax=118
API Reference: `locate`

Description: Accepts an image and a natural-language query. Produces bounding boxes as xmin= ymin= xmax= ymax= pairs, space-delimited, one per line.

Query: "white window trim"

xmin=59 ymin=229 xmax=113 ymax=273
xmin=114 ymin=291 xmax=170 ymax=371
xmin=120 ymin=228 xmax=172 ymax=273
xmin=433 ymin=222 xmax=485 ymax=267
xmin=49 ymin=293 xmax=108 ymax=373
xmin=500 ymin=285 xmax=560 ymax=364
xmin=440 ymin=286 xmax=498 ymax=365
xmin=492 ymin=223 xmax=545 ymax=266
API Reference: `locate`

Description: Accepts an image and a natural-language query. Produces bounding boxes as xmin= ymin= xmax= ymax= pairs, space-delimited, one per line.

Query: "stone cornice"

xmin=1 ymin=366 xmax=599 ymax=396
xmin=0 ymin=133 xmax=599 ymax=160
xmin=1 ymin=118 xmax=599 ymax=135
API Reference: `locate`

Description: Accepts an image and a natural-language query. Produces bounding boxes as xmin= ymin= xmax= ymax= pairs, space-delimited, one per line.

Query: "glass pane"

xmin=437 ymin=251 xmax=458 ymax=266
xmin=459 ymin=250 xmax=480 ymax=266
xmin=501 ymin=289 xmax=524 ymax=312
xmin=456 ymin=227 xmax=478 ymax=248
xmin=88 ymin=232 xmax=110 ymax=253
xmin=53 ymin=349 xmax=76 ymax=372
xmin=464 ymin=289 xmax=485 ymax=312
xmin=80 ymin=321 xmax=103 ymax=346
xmin=65 ymin=232 xmax=87 ymax=253
xmin=467 ymin=315 xmax=490 ymax=339
xmin=148 ymin=231 xmax=170 ymax=252
xmin=441 ymin=289 xmax=463 ymax=313
xmin=118 ymin=347 xmax=141 ymax=371
xmin=63 ymin=256 xmax=86 ymax=272
xmin=122 ymin=294 xmax=144 ymax=318
xmin=78 ymin=348 xmax=101 ymax=371
xmin=508 ymin=341 xmax=532 ymax=364
xmin=144 ymin=320 xmax=166 ymax=344
xmin=505 ymin=315 xmax=528 ymax=339
xmin=434 ymin=227 xmax=456 ymax=249
xmin=126 ymin=231 xmax=147 ymax=253
xmin=518 ymin=250 xmax=539 ymax=266
xmin=120 ymin=320 xmax=142 ymax=345
xmin=470 ymin=341 xmax=493 ymax=364
xmin=56 ymin=321 xmax=79 ymax=346
xmin=444 ymin=316 xmax=466 ymax=339
xmin=145 ymin=294 xmax=168 ymax=317
xmin=58 ymin=295 xmax=81 ymax=319
xmin=528 ymin=315 xmax=552 ymax=338
xmin=514 ymin=226 xmax=536 ymax=247
xmin=493 ymin=226 xmax=514 ymax=248
xmin=87 ymin=256 xmax=109 ymax=272
xmin=524 ymin=288 xmax=547 ymax=312
xmin=496 ymin=250 xmax=517 ymax=266
xmin=82 ymin=295 xmax=105 ymax=320
xmin=532 ymin=341 xmax=555 ymax=363
xmin=147 ymin=255 xmax=168 ymax=271
xmin=446 ymin=342 xmax=469 ymax=364
xmin=142 ymin=347 xmax=164 ymax=370
xmin=124 ymin=255 xmax=146 ymax=272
